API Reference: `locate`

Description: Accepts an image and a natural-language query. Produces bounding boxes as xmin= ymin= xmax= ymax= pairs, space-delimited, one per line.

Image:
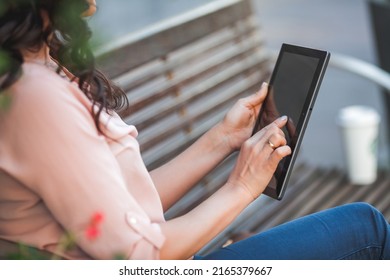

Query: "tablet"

xmin=252 ymin=43 xmax=330 ymax=200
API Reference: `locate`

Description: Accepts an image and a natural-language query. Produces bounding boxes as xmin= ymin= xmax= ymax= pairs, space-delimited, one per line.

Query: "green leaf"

xmin=0 ymin=94 xmax=12 ymax=111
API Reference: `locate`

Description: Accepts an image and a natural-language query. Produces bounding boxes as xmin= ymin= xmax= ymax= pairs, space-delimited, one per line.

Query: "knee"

xmin=344 ymin=202 xmax=387 ymax=229
xmin=347 ymin=201 xmax=376 ymax=211
xmin=346 ymin=202 xmax=379 ymax=214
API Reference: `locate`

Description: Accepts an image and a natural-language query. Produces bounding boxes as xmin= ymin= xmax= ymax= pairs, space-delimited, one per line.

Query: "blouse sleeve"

xmin=2 ymin=74 xmax=165 ymax=259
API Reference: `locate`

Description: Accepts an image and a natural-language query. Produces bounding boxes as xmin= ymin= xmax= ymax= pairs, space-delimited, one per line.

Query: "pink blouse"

xmin=0 ymin=62 xmax=166 ymax=259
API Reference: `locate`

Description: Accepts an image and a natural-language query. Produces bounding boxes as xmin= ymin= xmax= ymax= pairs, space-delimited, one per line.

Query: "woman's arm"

xmin=159 ymin=116 xmax=291 ymax=259
xmin=160 ymin=181 xmax=253 ymax=259
xmin=151 ymin=83 xmax=269 ymax=211
xmin=149 ymin=123 xmax=232 ymax=211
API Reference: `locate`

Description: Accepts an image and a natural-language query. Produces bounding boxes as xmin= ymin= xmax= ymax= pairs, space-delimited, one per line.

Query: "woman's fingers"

xmin=269 ymin=144 xmax=292 ymax=165
xmin=273 ymin=115 xmax=288 ymax=129
xmin=228 ymin=114 xmax=292 ymax=199
xmin=252 ymin=115 xmax=288 ymax=143
xmin=266 ymin=132 xmax=287 ymax=151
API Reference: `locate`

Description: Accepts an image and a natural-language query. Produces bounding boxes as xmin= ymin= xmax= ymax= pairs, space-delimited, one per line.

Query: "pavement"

xmin=89 ymin=0 xmax=389 ymax=170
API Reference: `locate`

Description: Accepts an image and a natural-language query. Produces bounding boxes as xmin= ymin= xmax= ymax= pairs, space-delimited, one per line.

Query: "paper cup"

xmin=336 ymin=106 xmax=380 ymax=185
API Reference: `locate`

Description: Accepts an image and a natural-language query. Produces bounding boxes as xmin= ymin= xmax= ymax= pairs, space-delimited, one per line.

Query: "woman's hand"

xmin=227 ymin=116 xmax=292 ymax=200
xmin=216 ymin=82 xmax=269 ymax=152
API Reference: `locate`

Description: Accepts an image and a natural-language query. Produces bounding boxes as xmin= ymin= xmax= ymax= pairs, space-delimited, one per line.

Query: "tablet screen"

xmin=253 ymin=43 xmax=330 ymax=200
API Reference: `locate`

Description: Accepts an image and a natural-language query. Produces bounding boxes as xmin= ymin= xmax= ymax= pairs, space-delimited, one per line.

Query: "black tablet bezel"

xmin=253 ymin=43 xmax=330 ymax=200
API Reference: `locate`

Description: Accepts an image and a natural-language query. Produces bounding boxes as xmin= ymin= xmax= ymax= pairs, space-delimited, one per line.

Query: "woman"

xmin=0 ymin=0 xmax=389 ymax=260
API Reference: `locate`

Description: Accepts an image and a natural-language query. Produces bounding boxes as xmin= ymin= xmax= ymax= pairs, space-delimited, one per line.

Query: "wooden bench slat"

xmin=113 ymin=17 xmax=261 ymax=93
xmin=119 ymin=35 xmax=265 ymax=119
xmin=130 ymin=56 xmax=268 ymax=130
xmin=141 ymin=71 xmax=266 ymax=168
xmin=95 ymin=0 xmax=253 ymax=76
xmin=356 ymin=174 xmax=390 ymax=208
xmin=252 ymin=169 xmax=339 ymax=231
xmin=289 ymin=170 xmax=347 ymax=219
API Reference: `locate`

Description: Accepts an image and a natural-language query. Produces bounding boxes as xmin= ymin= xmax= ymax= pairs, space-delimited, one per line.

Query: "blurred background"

xmin=88 ymin=0 xmax=389 ymax=172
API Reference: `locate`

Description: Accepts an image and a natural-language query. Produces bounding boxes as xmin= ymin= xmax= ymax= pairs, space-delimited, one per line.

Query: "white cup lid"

xmin=336 ymin=106 xmax=380 ymax=127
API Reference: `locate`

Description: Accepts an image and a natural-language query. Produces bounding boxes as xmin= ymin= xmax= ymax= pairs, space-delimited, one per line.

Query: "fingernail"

xmin=279 ymin=115 xmax=288 ymax=122
xmin=257 ymin=82 xmax=268 ymax=94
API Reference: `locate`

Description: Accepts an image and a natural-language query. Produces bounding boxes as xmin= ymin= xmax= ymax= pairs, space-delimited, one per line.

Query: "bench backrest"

xmin=96 ymin=0 xmax=271 ymax=219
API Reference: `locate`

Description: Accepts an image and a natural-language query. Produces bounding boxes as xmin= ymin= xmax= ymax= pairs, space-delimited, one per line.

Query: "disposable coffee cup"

xmin=336 ymin=106 xmax=380 ymax=185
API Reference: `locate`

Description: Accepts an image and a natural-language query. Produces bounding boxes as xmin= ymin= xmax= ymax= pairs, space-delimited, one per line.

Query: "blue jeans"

xmin=195 ymin=203 xmax=390 ymax=260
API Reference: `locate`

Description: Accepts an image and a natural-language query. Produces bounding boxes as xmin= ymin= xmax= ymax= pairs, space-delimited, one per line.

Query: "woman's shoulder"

xmin=8 ymin=62 xmax=91 ymax=112
xmin=15 ymin=62 xmax=74 ymax=96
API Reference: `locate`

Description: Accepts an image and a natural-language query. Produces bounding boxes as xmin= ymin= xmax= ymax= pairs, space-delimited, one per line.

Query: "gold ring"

xmin=268 ymin=140 xmax=276 ymax=149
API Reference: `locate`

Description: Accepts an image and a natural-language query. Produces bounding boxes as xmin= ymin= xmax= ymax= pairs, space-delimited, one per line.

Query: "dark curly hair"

xmin=0 ymin=0 xmax=128 ymax=131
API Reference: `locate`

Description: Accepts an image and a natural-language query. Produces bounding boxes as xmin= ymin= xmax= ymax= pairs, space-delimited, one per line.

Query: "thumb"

xmin=245 ymin=82 xmax=269 ymax=108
